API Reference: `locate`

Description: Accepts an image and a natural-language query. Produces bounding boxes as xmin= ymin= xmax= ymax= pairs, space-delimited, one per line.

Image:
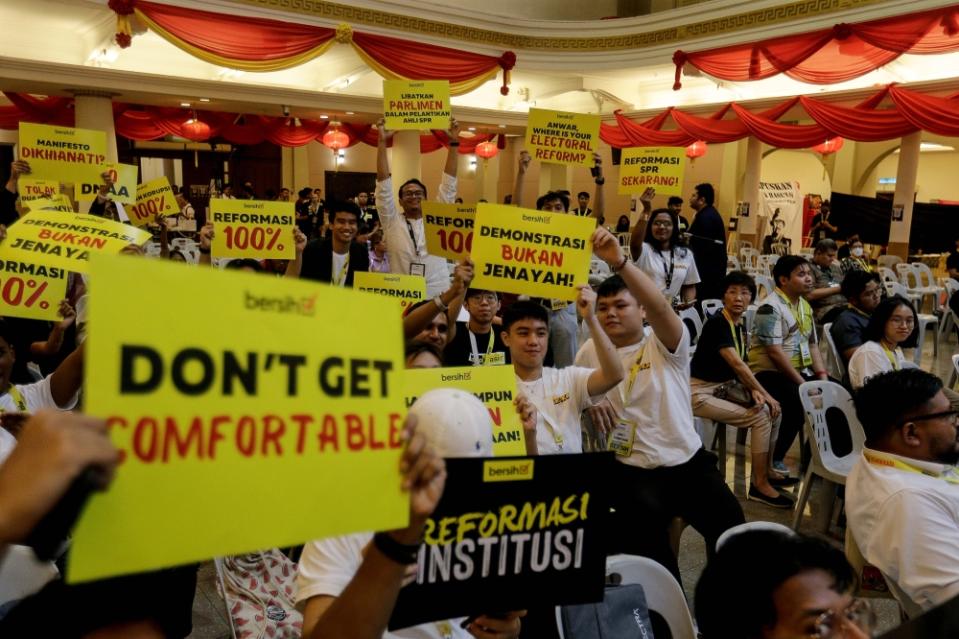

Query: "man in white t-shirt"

xmin=500 ymin=234 xmax=625 ymax=456
xmin=574 ymin=228 xmax=744 ymax=581
xmin=375 ymin=118 xmax=461 ymax=297
xmin=847 ymin=369 xmax=959 ymax=614
xmin=297 ymin=392 xmax=523 ymax=639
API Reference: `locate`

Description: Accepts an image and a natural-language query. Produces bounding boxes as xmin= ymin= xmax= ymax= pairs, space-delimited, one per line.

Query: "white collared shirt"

xmin=846 ymin=448 xmax=959 ymax=612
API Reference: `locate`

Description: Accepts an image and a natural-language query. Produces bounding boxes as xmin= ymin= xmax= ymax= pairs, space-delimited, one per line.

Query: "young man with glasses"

xmin=847 ymin=368 xmax=959 ymax=613
xmin=443 ymin=289 xmax=508 ymax=367
xmin=376 ymin=117 xmax=461 ymax=297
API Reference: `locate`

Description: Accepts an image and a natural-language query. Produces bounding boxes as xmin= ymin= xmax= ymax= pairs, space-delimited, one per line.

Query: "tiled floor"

xmin=188 ymin=328 xmax=958 ymax=638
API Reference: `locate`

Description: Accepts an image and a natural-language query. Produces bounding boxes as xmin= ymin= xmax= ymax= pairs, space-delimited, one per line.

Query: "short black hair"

xmin=535 ymin=191 xmax=570 ymax=212
xmin=298 ymin=187 xmax=312 ymax=198
xmin=327 ymin=200 xmax=361 ymax=225
xmin=667 ymin=196 xmax=683 ymax=207
xmin=854 ymin=368 xmax=943 ymax=444
xmin=403 ymin=299 xmax=436 ymax=318
xmin=0 ymin=318 xmax=13 ymax=349
xmin=398 ymin=178 xmax=428 ymax=201
xmin=721 ymin=271 xmax=756 ymax=302
xmin=695 ymin=530 xmax=855 ymax=639
xmin=694 ymin=183 xmax=715 ymax=206
xmin=642 ymin=208 xmax=681 ymax=250
xmin=404 ymin=339 xmax=443 ymax=365
xmin=772 ymin=255 xmax=809 ymax=287
xmin=225 ymin=258 xmax=263 ymax=272
xmin=577 ymin=191 xmax=590 ymax=199
xmin=815 ymin=238 xmax=838 ymax=253
xmin=465 ymin=288 xmax=498 ymax=301
xmin=864 ymin=295 xmax=918 ymax=345
xmin=840 ymin=269 xmax=881 ymax=299
xmin=502 ymin=300 xmax=549 ymax=332
xmin=596 ymin=274 xmax=630 ymax=300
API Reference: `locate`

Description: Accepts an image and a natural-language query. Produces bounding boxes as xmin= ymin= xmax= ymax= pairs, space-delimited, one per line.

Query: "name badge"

xmin=483 ymin=352 xmax=506 ymax=366
xmin=409 ymin=263 xmax=426 ymax=277
xmin=607 ymin=418 xmax=636 ymax=457
xmin=550 ymin=299 xmax=569 ymax=311
xmin=799 ymin=341 xmax=812 ymax=367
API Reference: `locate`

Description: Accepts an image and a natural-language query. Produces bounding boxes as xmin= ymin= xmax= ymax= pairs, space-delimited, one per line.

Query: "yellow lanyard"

xmin=880 ymin=343 xmax=900 ymax=371
xmin=852 ymin=257 xmax=870 ymax=272
xmin=847 ymin=303 xmax=870 ymax=319
xmin=332 ymin=252 xmax=350 ymax=286
xmin=0 ymin=385 xmax=27 ymax=412
xmin=775 ymin=288 xmax=811 ymax=338
xmin=435 ymin=621 xmax=453 ymax=638
xmin=722 ymin=309 xmax=746 ymax=360
xmin=620 ymin=342 xmax=648 ymax=405
xmin=468 ymin=329 xmax=495 ymax=364
xmin=863 ymin=450 xmax=959 ymax=485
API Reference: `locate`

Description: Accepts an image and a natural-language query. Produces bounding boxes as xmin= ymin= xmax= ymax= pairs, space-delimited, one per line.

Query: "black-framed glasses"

xmin=401 ymin=190 xmax=425 ymax=198
xmin=811 ymin=597 xmax=875 ymax=638
xmin=902 ymin=409 xmax=959 ymax=425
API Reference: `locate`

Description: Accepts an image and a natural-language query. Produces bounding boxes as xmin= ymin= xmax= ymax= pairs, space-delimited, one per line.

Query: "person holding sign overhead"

xmin=574 ymin=227 xmax=744 ymax=582
xmin=286 ymin=201 xmax=369 ymax=287
xmin=2 ymin=160 xmax=32 ymax=226
xmin=376 ymin=117 xmax=461 ymax=298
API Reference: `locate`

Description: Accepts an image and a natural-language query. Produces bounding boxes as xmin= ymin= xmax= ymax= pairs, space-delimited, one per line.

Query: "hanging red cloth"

xmin=889 ymin=85 xmax=959 ymax=136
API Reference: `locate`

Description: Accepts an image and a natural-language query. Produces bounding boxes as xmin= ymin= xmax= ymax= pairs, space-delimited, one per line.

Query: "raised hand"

xmin=517 ymin=150 xmax=531 ymax=174
xmin=377 ymin=117 xmax=395 ymax=144
xmin=591 ymin=226 xmax=625 ymax=267
xmin=575 ymin=284 xmax=597 ymax=320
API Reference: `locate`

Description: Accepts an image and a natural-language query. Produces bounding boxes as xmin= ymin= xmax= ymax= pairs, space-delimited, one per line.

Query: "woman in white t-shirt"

xmin=630 ymin=208 xmax=700 ymax=309
xmin=848 ymin=295 xmax=916 ymax=389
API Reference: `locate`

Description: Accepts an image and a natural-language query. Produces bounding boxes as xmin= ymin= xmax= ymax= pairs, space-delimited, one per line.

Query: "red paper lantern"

xmin=322 ymin=128 xmax=349 ymax=151
xmin=475 ymin=140 xmax=498 ymax=159
xmin=181 ymin=117 xmax=211 ymax=141
xmin=811 ymin=137 xmax=844 ymax=156
xmin=685 ymin=140 xmax=707 ymax=160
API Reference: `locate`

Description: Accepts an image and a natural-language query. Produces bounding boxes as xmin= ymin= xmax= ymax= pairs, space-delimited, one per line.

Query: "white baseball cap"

xmin=408 ymin=388 xmax=493 ymax=458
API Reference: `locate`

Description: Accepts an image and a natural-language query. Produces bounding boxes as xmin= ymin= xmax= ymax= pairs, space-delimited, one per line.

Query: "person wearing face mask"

xmin=840 ymin=238 xmax=872 ymax=275
xmin=847 ymin=368 xmax=959 ymax=614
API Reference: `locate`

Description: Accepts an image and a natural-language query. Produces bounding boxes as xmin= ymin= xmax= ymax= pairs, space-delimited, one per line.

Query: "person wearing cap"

xmin=297 ymin=392 xmax=524 ymax=638
xmin=443 ymin=289 xmax=508 ymax=367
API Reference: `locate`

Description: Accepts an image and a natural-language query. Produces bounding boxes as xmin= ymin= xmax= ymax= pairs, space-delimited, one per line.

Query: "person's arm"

xmin=514 ymin=394 xmax=538 ymax=456
xmin=285 ymin=228 xmax=307 ymax=278
xmin=5 ymin=160 xmax=29 ymax=195
xmin=717 ymin=347 xmax=781 ymax=419
xmin=806 ymin=284 xmax=841 ymax=301
xmin=377 ymin=118 xmax=394 ymax=181
xmin=512 ymin=151 xmax=530 ymax=208
xmin=628 ymin=187 xmax=654 ymax=261
xmin=198 ymin=223 xmax=213 ymax=266
xmin=30 ymin=300 xmax=76 ymax=357
xmin=303 ymin=416 xmax=446 ymax=639
xmin=0 ymin=411 xmax=119 ymax=550
xmin=443 ymin=119 xmax=461 ymax=179
xmin=576 ymin=285 xmax=625 ymax=397
xmin=591 ymin=152 xmax=605 ymax=224
xmin=763 ymin=344 xmax=805 ymax=384
xmin=593 ymin=226 xmax=684 ymax=351
xmin=809 ymin=336 xmax=828 ymax=380
xmin=49 ymin=342 xmax=83 ymax=408
xmin=444 ymin=259 xmax=473 ymax=344
xmin=402 ymin=259 xmax=471 ymax=343
xmin=156 ymin=215 xmax=170 ymax=259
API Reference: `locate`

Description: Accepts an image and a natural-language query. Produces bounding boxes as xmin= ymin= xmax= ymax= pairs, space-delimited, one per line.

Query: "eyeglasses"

xmin=902 ymin=409 xmax=959 ymax=425
xmin=889 ymin=316 xmax=915 ymax=326
xmin=401 ymin=190 xmax=425 ymax=198
xmin=811 ymin=598 xmax=875 ymax=638
xmin=651 ymin=220 xmax=673 ymax=227
xmin=469 ymin=293 xmax=498 ymax=304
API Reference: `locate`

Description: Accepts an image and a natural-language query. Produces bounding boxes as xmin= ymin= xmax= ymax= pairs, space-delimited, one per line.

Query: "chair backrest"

xmin=737 ymin=240 xmax=752 ymax=251
xmin=886 ymin=281 xmax=911 ymax=299
xmin=744 ymin=304 xmax=758 ymax=337
xmin=822 ymin=322 xmax=846 ymax=381
xmin=726 ymin=254 xmax=741 ymax=271
xmin=896 ymin=263 xmax=921 ymax=290
xmin=701 ymin=298 xmax=723 ymax=318
xmin=757 ymin=254 xmax=779 ymax=277
xmin=878 ymin=266 xmax=898 ymax=285
xmin=716 ymin=521 xmax=795 ymax=551
xmin=945 ymin=278 xmax=959 ymax=298
xmin=754 ymin=275 xmax=776 ymax=300
xmin=678 ymin=306 xmax=703 ymax=345
xmin=740 ymin=247 xmax=758 ymax=270
xmin=797 ymin=381 xmax=866 ymax=480
xmin=606 ymin=554 xmax=697 ymax=639
xmin=913 ymin=262 xmax=938 ymax=289
xmin=878 ymin=254 xmax=903 ymax=269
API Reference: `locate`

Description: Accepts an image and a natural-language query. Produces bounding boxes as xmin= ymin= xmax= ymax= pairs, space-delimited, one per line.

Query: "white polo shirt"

xmin=0 ymin=376 xmax=78 ymax=463
xmin=634 ymin=243 xmax=700 ymax=303
xmin=516 ymin=366 xmax=593 ymax=455
xmin=296 ymin=533 xmax=469 ymax=639
xmin=846 ymin=448 xmax=959 ymax=612
xmin=575 ymin=325 xmax=701 ymax=468
xmin=376 ymin=174 xmax=457 ymax=298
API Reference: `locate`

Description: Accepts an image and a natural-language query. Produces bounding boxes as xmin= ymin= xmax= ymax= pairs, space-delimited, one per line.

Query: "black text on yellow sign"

xmin=422 ymin=202 xmax=476 ymax=261
xmin=210 ymin=199 xmax=295 ymax=260
xmin=0 ymin=259 xmax=67 ymax=321
xmin=524 ymin=108 xmax=600 ymax=167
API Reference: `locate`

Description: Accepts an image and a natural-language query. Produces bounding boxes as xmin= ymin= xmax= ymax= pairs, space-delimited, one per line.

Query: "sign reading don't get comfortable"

xmin=67 ymin=254 xmax=409 ymax=583
xmin=0 ymin=210 xmax=151 ymax=274
xmin=470 ymin=203 xmax=594 ymax=301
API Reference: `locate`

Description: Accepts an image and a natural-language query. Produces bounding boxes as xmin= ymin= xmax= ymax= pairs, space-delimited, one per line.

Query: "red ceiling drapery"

xmin=119 ymin=1 xmax=514 ymax=95
xmin=673 ymin=5 xmax=959 ymax=90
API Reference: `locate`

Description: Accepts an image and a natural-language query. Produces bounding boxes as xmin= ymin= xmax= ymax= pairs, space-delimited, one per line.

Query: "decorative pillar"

xmin=72 ymin=91 xmax=118 ymax=163
xmin=391 ymin=131 xmax=422 ymax=189
xmin=738 ymin=136 xmax=762 ymax=247
xmin=887 ymin=131 xmax=921 ymax=261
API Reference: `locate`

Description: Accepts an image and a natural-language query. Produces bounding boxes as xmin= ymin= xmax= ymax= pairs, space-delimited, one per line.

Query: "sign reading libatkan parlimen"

xmin=384 ymin=80 xmax=451 ymax=131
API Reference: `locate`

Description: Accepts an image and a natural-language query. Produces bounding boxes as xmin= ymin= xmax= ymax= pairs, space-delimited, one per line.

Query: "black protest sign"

xmin=388 ymin=453 xmax=613 ymax=631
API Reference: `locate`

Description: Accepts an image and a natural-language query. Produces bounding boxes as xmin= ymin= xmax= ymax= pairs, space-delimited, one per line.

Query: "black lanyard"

xmin=405 ymin=219 xmax=422 ymax=257
xmin=660 ymin=248 xmax=675 ymax=289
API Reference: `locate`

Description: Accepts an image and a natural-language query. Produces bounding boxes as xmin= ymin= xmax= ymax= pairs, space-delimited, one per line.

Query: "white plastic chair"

xmin=878 ymin=266 xmax=898 ymax=286
xmin=793 ymin=381 xmax=866 ymax=531
xmin=743 ymin=304 xmax=758 ymax=337
xmin=878 ymin=254 xmax=902 ymax=269
xmin=948 ymin=353 xmax=959 ymax=390
xmin=716 ymin=521 xmax=795 ymax=551
xmin=756 ymin=254 xmax=779 ymax=277
xmin=887 ymin=282 xmax=939 ymax=364
xmin=740 ymin=247 xmax=759 ymax=272
xmin=912 ymin=262 xmax=945 ymax=312
xmin=940 ymin=279 xmax=959 ymax=340
xmin=556 ymin=554 xmax=696 ymax=639
xmin=822 ymin=322 xmax=846 ymax=381
xmin=678 ymin=306 xmax=703 ymax=349
xmin=726 ymin=254 xmax=740 ymax=272
xmin=701 ymin=298 xmax=723 ymax=319
xmin=753 ymin=275 xmax=776 ymax=301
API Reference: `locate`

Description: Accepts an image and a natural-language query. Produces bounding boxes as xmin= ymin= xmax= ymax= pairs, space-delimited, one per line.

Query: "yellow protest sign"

xmin=75 ymin=162 xmax=138 ymax=205
xmin=67 ymin=254 xmax=409 ymax=583
xmin=19 ymin=178 xmax=60 ymax=203
xmin=128 ymin=177 xmax=178 ymax=227
xmin=471 ymin=203 xmax=593 ymax=301
xmin=618 ymin=146 xmax=686 ymax=197
xmin=404 ymin=366 xmax=526 ymax=456
xmin=525 ymin=108 xmax=600 ymax=167
xmin=211 ymin=199 xmax=295 ymax=260
xmin=422 ymin=202 xmax=475 ymax=260
xmin=18 ymin=122 xmax=107 ymax=185
xmin=384 ymin=80 xmax=451 ymax=131
xmin=0 ymin=210 xmax=151 ymax=274
xmin=21 ymin=193 xmax=74 ymax=212
xmin=0 ymin=258 xmax=67 ymax=321
xmin=354 ymin=272 xmax=426 ymax=312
